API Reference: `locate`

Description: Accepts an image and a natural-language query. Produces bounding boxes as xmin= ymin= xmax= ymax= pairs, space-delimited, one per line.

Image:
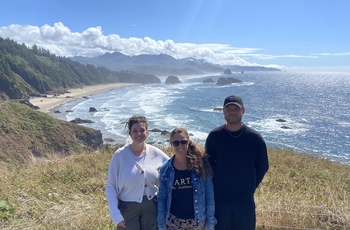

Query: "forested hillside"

xmin=0 ymin=37 xmax=160 ymax=99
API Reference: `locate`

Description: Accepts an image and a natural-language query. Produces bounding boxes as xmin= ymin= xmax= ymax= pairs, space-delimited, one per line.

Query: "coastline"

xmin=29 ymin=83 xmax=137 ymax=113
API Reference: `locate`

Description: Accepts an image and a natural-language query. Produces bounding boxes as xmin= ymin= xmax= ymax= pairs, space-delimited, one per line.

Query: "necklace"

xmin=225 ymin=124 xmax=244 ymax=138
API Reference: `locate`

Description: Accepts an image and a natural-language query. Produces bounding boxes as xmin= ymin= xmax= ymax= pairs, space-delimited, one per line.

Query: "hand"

xmin=117 ymin=220 xmax=126 ymax=228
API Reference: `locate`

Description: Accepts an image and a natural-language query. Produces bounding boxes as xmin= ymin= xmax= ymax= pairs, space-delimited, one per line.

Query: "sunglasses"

xmin=172 ymin=140 xmax=188 ymax=147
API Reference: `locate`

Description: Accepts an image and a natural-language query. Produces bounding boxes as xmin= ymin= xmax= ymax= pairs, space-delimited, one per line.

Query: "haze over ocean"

xmin=54 ymin=72 xmax=350 ymax=165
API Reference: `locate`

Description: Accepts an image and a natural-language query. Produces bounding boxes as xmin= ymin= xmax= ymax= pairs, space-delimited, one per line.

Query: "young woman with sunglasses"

xmin=106 ymin=115 xmax=169 ymax=230
xmin=157 ymin=128 xmax=216 ymax=230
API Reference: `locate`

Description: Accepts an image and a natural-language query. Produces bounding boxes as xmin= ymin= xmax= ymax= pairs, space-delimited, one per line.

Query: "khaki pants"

xmin=118 ymin=196 xmax=157 ymax=230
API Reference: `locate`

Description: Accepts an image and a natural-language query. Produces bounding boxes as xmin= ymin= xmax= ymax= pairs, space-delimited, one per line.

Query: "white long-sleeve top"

xmin=106 ymin=144 xmax=169 ymax=226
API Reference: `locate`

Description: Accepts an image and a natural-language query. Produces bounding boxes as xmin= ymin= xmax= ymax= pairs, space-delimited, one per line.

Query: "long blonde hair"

xmin=170 ymin=128 xmax=212 ymax=179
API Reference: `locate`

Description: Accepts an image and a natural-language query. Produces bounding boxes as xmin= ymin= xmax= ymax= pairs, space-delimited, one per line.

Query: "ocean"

xmin=53 ymin=72 xmax=350 ymax=165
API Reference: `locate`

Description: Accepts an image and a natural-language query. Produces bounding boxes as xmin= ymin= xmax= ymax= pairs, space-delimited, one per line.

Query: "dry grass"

xmin=0 ymin=146 xmax=349 ymax=229
xmin=0 ymin=146 xmax=116 ymax=230
xmin=255 ymin=148 xmax=350 ymax=229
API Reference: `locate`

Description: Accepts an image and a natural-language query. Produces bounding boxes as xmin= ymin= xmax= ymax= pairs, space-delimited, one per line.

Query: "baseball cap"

xmin=223 ymin=95 xmax=243 ymax=108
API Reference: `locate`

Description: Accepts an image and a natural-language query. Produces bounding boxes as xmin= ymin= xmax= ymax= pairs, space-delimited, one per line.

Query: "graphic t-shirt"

xmin=170 ymin=168 xmax=194 ymax=219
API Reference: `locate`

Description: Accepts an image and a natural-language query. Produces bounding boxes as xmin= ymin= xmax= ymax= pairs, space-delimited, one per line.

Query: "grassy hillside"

xmin=0 ymin=100 xmax=103 ymax=169
xmin=0 ymin=146 xmax=349 ymax=229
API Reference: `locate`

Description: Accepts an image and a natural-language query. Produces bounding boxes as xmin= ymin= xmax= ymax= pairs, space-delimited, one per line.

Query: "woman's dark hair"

xmin=170 ymin=128 xmax=213 ymax=179
xmin=125 ymin=115 xmax=148 ymax=134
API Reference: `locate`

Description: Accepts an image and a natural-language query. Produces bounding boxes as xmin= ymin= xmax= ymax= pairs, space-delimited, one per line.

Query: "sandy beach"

xmin=29 ymin=83 xmax=136 ymax=113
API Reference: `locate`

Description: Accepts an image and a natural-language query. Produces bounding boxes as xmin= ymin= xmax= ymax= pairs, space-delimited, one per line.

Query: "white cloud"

xmin=240 ymin=53 xmax=319 ymax=60
xmin=316 ymin=52 xmax=350 ymax=56
xmin=40 ymin=22 xmax=72 ymax=40
xmin=0 ymin=22 xmax=275 ymax=66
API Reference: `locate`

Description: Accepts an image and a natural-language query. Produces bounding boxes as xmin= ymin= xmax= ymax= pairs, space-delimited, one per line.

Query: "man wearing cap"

xmin=205 ymin=95 xmax=269 ymax=230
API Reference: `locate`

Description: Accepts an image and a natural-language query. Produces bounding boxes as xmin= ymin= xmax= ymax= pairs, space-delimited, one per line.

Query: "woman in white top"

xmin=106 ymin=115 xmax=169 ymax=229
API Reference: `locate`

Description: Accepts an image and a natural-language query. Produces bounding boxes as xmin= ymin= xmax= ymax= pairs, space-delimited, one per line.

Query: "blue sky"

xmin=1 ymin=0 xmax=349 ymax=72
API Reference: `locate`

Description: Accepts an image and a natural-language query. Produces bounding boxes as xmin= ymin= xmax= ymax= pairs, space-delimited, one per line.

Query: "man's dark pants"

xmin=215 ymin=201 xmax=256 ymax=230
